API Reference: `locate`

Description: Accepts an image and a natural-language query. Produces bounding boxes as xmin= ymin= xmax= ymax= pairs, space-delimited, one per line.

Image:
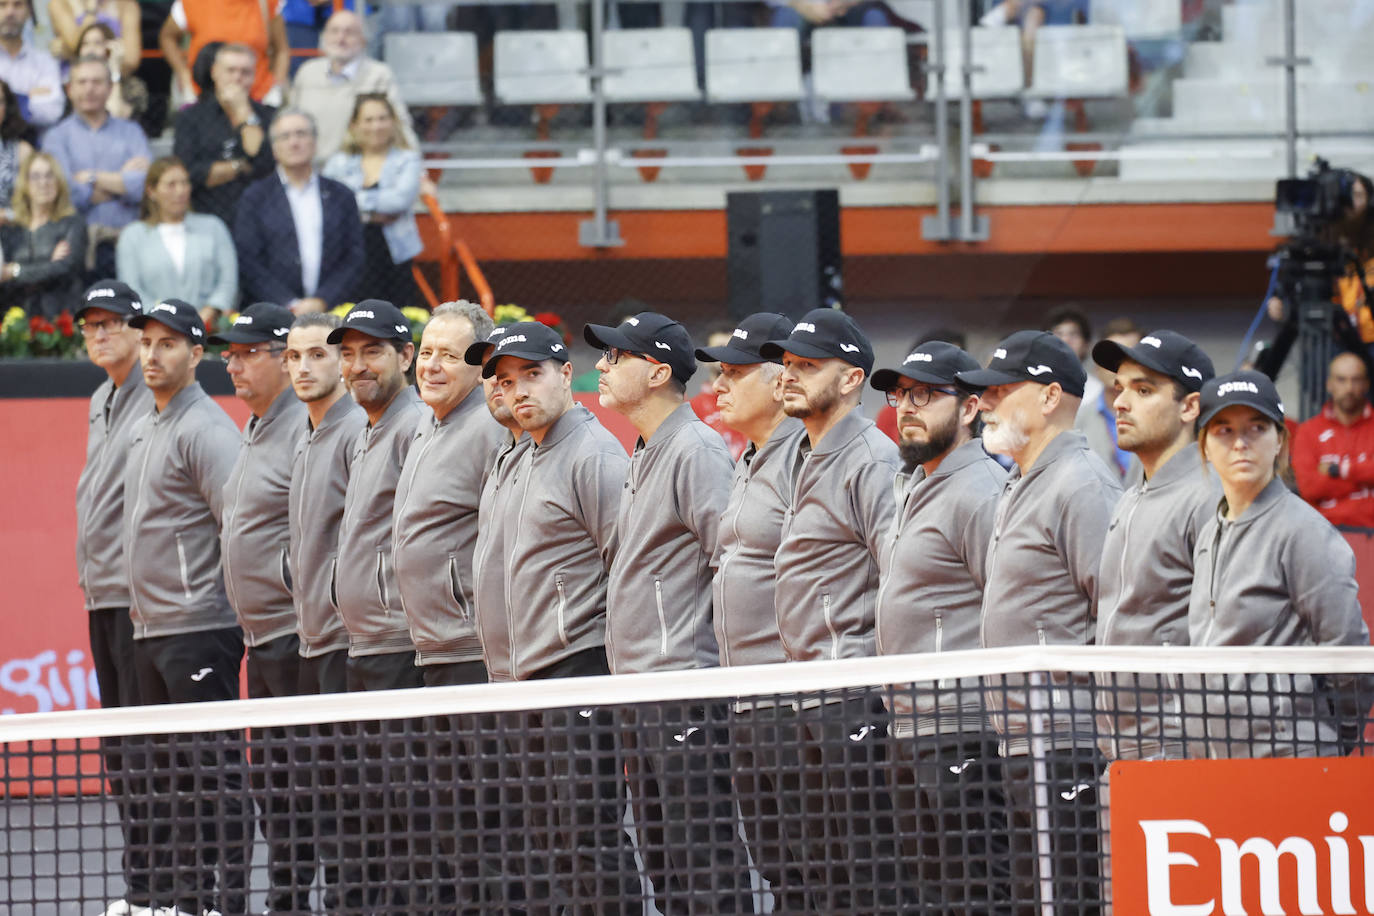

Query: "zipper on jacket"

xmin=935 ymin=614 xmax=949 ymax=688
xmin=654 ymin=579 xmax=668 ymax=657
xmin=128 ymin=421 xmax=158 ymax=631
xmin=506 ymin=459 xmax=536 ymax=681
xmin=448 ymin=554 xmax=470 ymax=621
xmin=278 ymin=548 xmax=291 ymax=593
xmin=1108 ymin=485 xmax=1145 ymax=642
xmin=715 ymin=472 xmax=750 ymax=667
xmin=375 ymin=549 xmax=389 ymax=611
xmin=555 ymin=574 xmax=570 ymax=648
xmin=223 ymin=442 xmax=253 ymax=614
xmin=175 ymin=534 xmax=192 ymax=599
xmin=328 ymin=556 xmax=339 ymax=611
xmin=823 ymin=592 xmax=838 ymax=660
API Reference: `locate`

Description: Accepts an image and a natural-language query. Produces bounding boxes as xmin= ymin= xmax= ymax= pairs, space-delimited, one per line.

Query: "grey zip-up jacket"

xmin=875 ymin=438 xmax=1004 ymax=736
xmin=335 ymin=387 xmax=425 ymax=656
xmin=221 ymin=388 xmax=307 ymax=648
xmin=123 ymin=383 xmax=241 ymax=638
xmin=1095 ymin=445 xmax=1217 ymax=760
xmin=713 ymin=418 xmax=807 ymax=668
xmin=980 ymin=429 xmax=1122 ymax=755
xmin=76 ymin=369 xmax=154 ymax=611
xmin=496 ymin=405 xmax=627 ymax=680
xmin=473 ymin=432 xmax=528 ymax=681
xmin=607 ymin=403 xmax=734 ymax=674
xmin=393 ymin=386 xmax=507 ymax=666
xmin=288 ymin=394 xmax=367 ymax=658
xmin=1186 ymin=477 xmax=1370 ymax=758
xmin=775 ymin=409 xmax=900 ymax=662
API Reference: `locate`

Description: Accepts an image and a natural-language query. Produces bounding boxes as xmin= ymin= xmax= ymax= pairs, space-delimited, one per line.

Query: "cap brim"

xmin=696 ymin=344 xmax=769 ymax=365
xmin=1092 ymin=339 xmax=1201 ymax=392
xmin=870 ymin=365 xmax=964 ymax=391
xmin=464 ymin=340 xmax=495 ymax=366
xmin=75 ymin=302 xmax=136 ymax=320
xmin=954 ymin=367 xmax=1026 ymax=389
xmin=584 ymin=323 xmax=636 ymax=352
xmin=1199 ymin=396 xmax=1285 ymax=430
xmin=326 ymin=326 xmax=408 ymax=345
xmin=758 ymin=339 xmax=837 ymax=362
xmin=207 ymin=328 xmax=278 ymax=345
xmin=481 ymin=347 xmax=570 ymax=379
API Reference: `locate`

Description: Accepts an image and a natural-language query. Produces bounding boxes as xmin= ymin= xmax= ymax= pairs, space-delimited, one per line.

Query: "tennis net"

xmin=3 ymin=645 xmax=1373 ymax=915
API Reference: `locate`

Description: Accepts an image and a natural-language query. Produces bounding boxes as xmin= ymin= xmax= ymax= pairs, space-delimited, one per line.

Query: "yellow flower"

xmin=2 ymin=306 xmax=25 ymax=332
xmin=493 ymin=303 xmax=530 ymax=326
xmin=330 ymin=303 xmax=354 ymax=318
xmin=401 ymin=306 xmax=431 ymax=327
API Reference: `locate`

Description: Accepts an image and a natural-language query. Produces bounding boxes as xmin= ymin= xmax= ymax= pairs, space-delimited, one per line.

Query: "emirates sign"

xmin=1111 ymin=758 xmax=1374 ymax=915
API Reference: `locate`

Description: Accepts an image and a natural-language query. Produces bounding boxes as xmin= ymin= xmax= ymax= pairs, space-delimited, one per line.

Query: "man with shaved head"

xmin=1294 ymin=350 xmax=1374 ymax=526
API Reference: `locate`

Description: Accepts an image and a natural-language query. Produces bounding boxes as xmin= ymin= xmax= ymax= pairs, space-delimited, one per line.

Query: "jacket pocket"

xmin=375 ymin=549 xmax=389 ymax=611
xmin=175 ymin=534 xmax=192 ymax=599
xmin=555 ymin=572 xmax=570 ymax=648
xmin=654 ymin=578 xmax=668 ymax=657
xmin=278 ymin=547 xmax=292 ymax=592
xmin=448 ymin=553 xmax=470 ymax=621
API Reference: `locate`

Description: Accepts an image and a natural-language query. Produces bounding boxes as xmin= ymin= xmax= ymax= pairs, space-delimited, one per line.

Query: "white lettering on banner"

xmin=1139 ymin=814 xmax=1374 ymax=916
xmin=795 ymin=323 xmax=817 ymax=334
xmin=0 ymin=649 xmax=100 ymax=715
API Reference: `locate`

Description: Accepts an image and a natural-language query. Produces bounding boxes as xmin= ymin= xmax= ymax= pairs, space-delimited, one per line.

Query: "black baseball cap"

xmin=326 ymin=299 xmax=411 ymax=345
xmin=128 ymin=298 xmax=206 ymax=344
xmin=76 ymin=280 xmax=141 ymax=319
xmin=1198 ymin=370 xmax=1285 ymax=428
xmin=870 ymin=341 xmax=982 ymax=392
xmin=584 ymin=312 xmax=697 ymax=384
xmin=476 ymin=320 xmax=570 ymax=378
xmin=955 ymin=330 xmax=1087 ymax=398
xmin=758 ymin=308 xmax=874 ymax=373
xmin=696 ymin=313 xmax=794 ymax=365
xmin=463 ymin=325 xmax=512 ymax=368
xmin=1092 ymin=329 xmax=1215 ymax=394
xmin=207 ymin=302 xmax=294 ymax=345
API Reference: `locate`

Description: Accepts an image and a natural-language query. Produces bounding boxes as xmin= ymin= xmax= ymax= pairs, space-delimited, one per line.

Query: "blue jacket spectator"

xmin=233 ymin=108 xmax=362 ymax=311
xmin=0 ymin=0 xmax=64 ymax=126
xmin=117 ymin=156 xmax=238 ymax=320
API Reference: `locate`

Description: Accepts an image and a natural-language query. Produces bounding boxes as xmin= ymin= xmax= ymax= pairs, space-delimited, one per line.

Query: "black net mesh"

xmin=3 ymin=651 xmax=1372 ymax=914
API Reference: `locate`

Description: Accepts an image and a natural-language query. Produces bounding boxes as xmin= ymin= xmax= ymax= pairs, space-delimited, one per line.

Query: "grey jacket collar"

xmin=311 ymin=391 xmax=358 ymax=433
xmin=246 ymin=387 xmax=300 ymax=442
xmin=634 ymin=401 xmax=697 ymax=453
xmin=1010 ymin=427 xmax=1089 ymax=483
xmin=1141 ymin=440 xmax=1206 ymax=490
xmin=367 ymin=385 xmax=420 ymax=433
xmin=1216 ymin=474 xmax=1287 ymax=527
xmin=432 ymin=384 xmax=486 ymax=431
xmin=895 ymin=436 xmax=989 ymax=500
xmin=153 ymin=381 xmax=206 ymax=422
xmin=809 ymin=406 xmax=870 ymax=457
xmin=536 ymin=403 xmax=594 ymax=451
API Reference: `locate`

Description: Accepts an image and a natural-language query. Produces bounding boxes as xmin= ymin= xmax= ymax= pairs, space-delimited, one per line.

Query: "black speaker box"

xmin=726 ymin=189 xmax=842 ymax=322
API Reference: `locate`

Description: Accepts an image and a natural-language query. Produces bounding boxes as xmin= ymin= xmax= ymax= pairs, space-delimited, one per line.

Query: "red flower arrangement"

xmin=532 ymin=311 xmax=573 ymax=347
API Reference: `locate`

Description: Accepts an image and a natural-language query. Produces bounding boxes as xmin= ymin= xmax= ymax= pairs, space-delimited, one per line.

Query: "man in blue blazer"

xmin=234 ymin=108 xmax=364 ymax=313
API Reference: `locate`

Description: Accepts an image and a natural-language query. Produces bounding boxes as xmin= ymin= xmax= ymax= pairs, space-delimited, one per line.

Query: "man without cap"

xmin=391 ymin=301 xmax=506 ymax=909
xmin=870 ymin=340 xmax=1010 ymax=913
xmin=468 ymin=321 xmax=640 ymax=912
xmin=585 ymin=312 xmax=753 ymax=914
xmin=283 ymin=310 xmax=366 ymax=911
xmin=760 ymin=308 xmax=916 ymax=914
xmin=330 ymin=298 xmax=426 ymax=909
xmin=74 ymin=281 xmax=155 ymax=916
xmin=956 ymin=329 xmax=1122 ymax=913
xmin=1292 ymin=351 xmax=1374 ymax=527
xmin=699 ymin=312 xmax=816 ymax=910
xmin=210 ymin=302 xmax=311 ymax=915
xmin=122 ymin=298 xmax=248 ymax=916
xmin=1091 ymin=330 xmax=1217 ymax=762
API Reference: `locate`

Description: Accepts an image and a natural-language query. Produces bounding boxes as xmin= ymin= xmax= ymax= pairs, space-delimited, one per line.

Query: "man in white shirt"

xmin=233 ymin=107 xmax=363 ymax=312
xmin=292 ymin=10 xmax=415 ymax=164
xmin=0 ymin=0 xmax=63 ymax=126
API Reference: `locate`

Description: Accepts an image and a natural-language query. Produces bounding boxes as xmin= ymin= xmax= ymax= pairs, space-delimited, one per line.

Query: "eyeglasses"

xmin=602 ymin=347 xmax=662 ymax=367
xmin=270 ymin=128 xmax=314 ymax=142
xmin=217 ymin=345 xmax=285 ymax=364
xmin=885 ymin=384 xmax=960 ymax=408
xmin=79 ymin=316 xmax=128 ymax=336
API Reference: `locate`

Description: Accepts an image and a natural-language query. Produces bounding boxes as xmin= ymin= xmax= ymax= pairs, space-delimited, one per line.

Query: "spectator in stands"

xmin=0 ymin=151 xmax=86 ymax=316
xmin=173 ymin=42 xmax=275 ymax=226
xmin=116 ymin=155 xmax=238 ymax=326
xmin=956 ymin=329 xmax=1120 ymax=911
xmin=43 ymin=56 xmax=149 ymax=278
xmin=74 ymin=22 xmax=149 ymax=121
xmin=980 ymin=0 xmax=1088 ymax=116
xmin=373 ymin=0 xmax=449 ymax=47
xmin=1190 ymin=370 xmax=1370 ymax=758
xmin=1046 ymin=305 xmax=1104 ymax=421
xmin=235 ymin=108 xmax=361 ymax=312
xmin=48 ymin=0 xmax=139 ymax=67
xmin=688 ymin=322 xmax=748 ymax=459
xmin=871 ymin=340 xmax=1010 ymax=911
xmin=292 ymin=10 xmax=414 ymax=165
xmin=160 ymin=0 xmax=289 ymax=104
xmin=322 ymin=93 xmax=420 ymax=307
xmin=0 ymin=0 xmax=64 ymax=126
xmin=0 ymin=79 xmax=35 ymax=212
xmin=1075 ymin=316 xmax=1142 ymax=480
xmin=279 ymin=0 xmax=361 ymax=75
xmin=1293 ymin=351 xmax=1374 ymax=527
xmin=760 ymin=310 xmax=919 ymax=913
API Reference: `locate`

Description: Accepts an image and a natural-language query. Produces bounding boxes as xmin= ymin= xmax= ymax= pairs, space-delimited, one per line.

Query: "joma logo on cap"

xmin=1217 ymin=381 xmax=1259 ymax=396
xmin=904 ymin=352 xmax=933 ymax=363
xmin=152 ymin=303 xmax=178 ymax=315
xmin=348 ymin=310 xmax=375 ymax=320
xmin=1141 ymin=336 xmax=1163 ymax=348
xmin=795 ymin=322 xmax=817 ymax=334
xmin=234 ymin=316 xmax=253 ymax=325
xmin=732 ymin=328 xmax=748 ymax=340
xmin=1181 ymin=366 xmax=1202 ymax=380
xmin=625 ymin=317 xmax=640 ymax=326
xmin=839 ymin=343 xmax=859 ymax=354
xmin=993 ymin=348 xmax=1007 ymax=360
xmin=497 ymin=335 xmax=527 ymax=348
xmin=1026 ymin=365 xmax=1052 ymax=376
xmin=86 ymin=288 xmax=116 ymax=300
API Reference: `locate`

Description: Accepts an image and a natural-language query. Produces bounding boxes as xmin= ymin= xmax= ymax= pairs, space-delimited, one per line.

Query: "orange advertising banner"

xmin=1111 ymin=757 xmax=1374 ymax=915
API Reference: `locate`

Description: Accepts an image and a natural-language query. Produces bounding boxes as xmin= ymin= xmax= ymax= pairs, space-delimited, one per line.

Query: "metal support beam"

xmin=578 ymin=0 xmax=624 ymax=248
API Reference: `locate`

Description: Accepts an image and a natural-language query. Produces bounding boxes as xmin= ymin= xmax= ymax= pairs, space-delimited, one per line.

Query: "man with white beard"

xmin=955 ymin=329 xmax=1121 ymax=914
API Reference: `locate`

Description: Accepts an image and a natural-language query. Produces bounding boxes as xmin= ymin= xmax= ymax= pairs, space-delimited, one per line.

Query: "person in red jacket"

xmin=1293 ymin=351 xmax=1374 ymax=527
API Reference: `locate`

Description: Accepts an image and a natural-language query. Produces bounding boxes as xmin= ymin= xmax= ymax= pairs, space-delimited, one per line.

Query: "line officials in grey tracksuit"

xmin=760 ymin=309 xmax=918 ymax=915
xmin=871 ymin=341 xmax=1010 ymax=913
xmin=587 ymin=312 xmax=754 ymax=915
xmin=959 ymin=329 xmax=1122 ymax=914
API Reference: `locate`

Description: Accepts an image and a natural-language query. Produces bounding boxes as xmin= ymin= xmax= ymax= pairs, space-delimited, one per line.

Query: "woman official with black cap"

xmin=1188 ymin=370 xmax=1370 ymax=758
